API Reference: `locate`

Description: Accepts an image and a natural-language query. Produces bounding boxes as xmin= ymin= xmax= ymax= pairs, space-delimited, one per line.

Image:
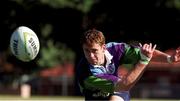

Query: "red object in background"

xmin=40 ymin=63 xmax=74 ymax=78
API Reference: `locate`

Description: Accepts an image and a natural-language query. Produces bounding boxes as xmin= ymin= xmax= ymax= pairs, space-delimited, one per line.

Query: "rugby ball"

xmin=10 ymin=26 xmax=40 ymax=62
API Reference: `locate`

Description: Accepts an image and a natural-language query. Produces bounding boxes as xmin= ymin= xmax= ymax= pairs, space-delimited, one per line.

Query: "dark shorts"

xmin=113 ymin=91 xmax=130 ymax=101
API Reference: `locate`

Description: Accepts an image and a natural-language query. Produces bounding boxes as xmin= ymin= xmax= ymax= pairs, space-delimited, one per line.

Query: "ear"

xmin=102 ymin=44 xmax=106 ymax=51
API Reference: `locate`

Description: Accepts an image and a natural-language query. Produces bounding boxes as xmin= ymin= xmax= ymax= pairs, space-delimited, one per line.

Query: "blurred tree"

xmin=13 ymin=0 xmax=97 ymax=13
xmin=10 ymin=0 xmax=98 ymax=69
xmin=39 ymin=0 xmax=97 ymax=13
xmin=37 ymin=39 xmax=75 ymax=68
xmin=0 ymin=0 xmax=180 ymax=96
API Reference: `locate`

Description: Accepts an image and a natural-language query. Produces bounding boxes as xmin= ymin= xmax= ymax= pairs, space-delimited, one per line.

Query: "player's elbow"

xmin=115 ymin=78 xmax=133 ymax=91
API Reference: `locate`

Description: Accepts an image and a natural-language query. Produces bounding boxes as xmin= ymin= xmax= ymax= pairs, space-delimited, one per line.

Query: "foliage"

xmin=37 ymin=24 xmax=76 ymax=68
xmin=37 ymin=39 xmax=75 ymax=68
xmin=168 ymin=0 xmax=180 ymax=9
xmin=13 ymin=0 xmax=98 ymax=13
xmin=39 ymin=0 xmax=97 ymax=13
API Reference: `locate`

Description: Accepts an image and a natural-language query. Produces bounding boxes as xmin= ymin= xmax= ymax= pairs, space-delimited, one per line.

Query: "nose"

xmin=89 ymin=52 xmax=95 ymax=58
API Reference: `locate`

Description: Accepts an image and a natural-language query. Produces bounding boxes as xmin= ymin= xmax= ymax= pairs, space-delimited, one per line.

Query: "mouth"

xmin=90 ymin=59 xmax=97 ymax=64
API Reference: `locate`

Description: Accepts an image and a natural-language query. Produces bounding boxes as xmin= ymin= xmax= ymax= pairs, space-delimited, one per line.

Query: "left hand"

xmin=171 ymin=47 xmax=180 ymax=62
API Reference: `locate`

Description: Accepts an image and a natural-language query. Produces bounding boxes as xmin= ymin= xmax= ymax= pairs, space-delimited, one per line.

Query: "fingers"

xmin=142 ymin=44 xmax=149 ymax=51
xmin=149 ymin=43 xmax=152 ymax=50
xmin=175 ymin=48 xmax=180 ymax=61
xmin=152 ymin=44 xmax=157 ymax=51
xmin=176 ymin=49 xmax=180 ymax=55
xmin=175 ymin=47 xmax=180 ymax=56
xmin=177 ymin=46 xmax=180 ymax=50
xmin=176 ymin=47 xmax=180 ymax=53
xmin=141 ymin=43 xmax=156 ymax=52
xmin=139 ymin=43 xmax=142 ymax=47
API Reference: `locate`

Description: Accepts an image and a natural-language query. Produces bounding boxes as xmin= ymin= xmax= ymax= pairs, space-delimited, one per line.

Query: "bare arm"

xmin=144 ymin=47 xmax=180 ymax=71
xmin=151 ymin=48 xmax=180 ymax=63
xmin=115 ymin=43 xmax=156 ymax=91
xmin=114 ymin=44 xmax=180 ymax=92
xmin=115 ymin=62 xmax=147 ymax=91
xmin=151 ymin=49 xmax=172 ymax=63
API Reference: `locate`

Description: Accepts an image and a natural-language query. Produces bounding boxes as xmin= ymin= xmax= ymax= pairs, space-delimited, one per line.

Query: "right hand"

xmin=139 ymin=43 xmax=156 ymax=60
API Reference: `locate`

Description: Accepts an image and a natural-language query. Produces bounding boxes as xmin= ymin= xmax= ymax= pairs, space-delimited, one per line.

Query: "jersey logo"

xmin=92 ymin=91 xmax=110 ymax=97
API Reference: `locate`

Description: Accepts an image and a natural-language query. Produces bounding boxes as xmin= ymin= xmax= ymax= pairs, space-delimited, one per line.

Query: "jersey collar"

xmin=92 ymin=50 xmax=113 ymax=67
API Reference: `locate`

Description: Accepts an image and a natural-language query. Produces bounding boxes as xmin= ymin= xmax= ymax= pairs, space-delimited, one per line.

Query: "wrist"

xmin=139 ymin=52 xmax=151 ymax=65
xmin=167 ymin=55 xmax=172 ymax=63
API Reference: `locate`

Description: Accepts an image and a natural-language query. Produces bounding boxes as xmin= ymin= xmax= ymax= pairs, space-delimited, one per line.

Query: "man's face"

xmin=83 ymin=43 xmax=105 ymax=65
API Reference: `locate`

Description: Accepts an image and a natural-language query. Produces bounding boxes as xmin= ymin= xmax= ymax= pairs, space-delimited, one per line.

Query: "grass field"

xmin=0 ymin=95 xmax=179 ymax=101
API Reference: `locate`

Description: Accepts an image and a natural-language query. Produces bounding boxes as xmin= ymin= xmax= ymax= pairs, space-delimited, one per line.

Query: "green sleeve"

xmin=119 ymin=44 xmax=141 ymax=70
xmin=121 ymin=43 xmax=141 ymax=64
xmin=84 ymin=76 xmax=114 ymax=93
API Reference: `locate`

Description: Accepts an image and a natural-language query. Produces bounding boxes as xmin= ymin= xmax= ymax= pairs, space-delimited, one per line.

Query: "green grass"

xmin=132 ymin=99 xmax=180 ymax=101
xmin=0 ymin=95 xmax=84 ymax=100
xmin=0 ymin=95 xmax=179 ymax=101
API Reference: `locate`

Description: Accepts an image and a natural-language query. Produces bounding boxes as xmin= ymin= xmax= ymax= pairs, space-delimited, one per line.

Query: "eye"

xmin=92 ymin=49 xmax=98 ymax=54
xmin=84 ymin=49 xmax=90 ymax=53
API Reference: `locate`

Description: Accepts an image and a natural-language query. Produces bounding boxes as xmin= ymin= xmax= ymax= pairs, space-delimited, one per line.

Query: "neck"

xmin=99 ymin=55 xmax=106 ymax=66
